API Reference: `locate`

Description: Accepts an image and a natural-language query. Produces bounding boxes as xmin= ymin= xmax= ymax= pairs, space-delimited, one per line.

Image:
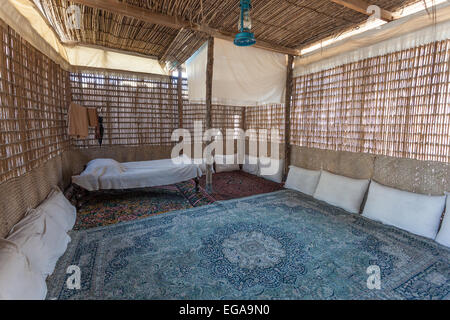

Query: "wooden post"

xmin=284 ymin=55 xmax=294 ymax=179
xmin=205 ymin=37 xmax=214 ymax=193
xmin=177 ymin=66 xmax=183 ymax=128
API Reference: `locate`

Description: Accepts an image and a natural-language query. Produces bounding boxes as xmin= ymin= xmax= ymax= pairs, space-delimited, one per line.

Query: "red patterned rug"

xmin=199 ymin=170 xmax=284 ymax=201
xmin=72 ymin=171 xmax=283 ymax=230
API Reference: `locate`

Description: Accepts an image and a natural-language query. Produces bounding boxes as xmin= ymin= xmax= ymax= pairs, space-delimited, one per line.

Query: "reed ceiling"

xmin=34 ymin=0 xmax=421 ymax=69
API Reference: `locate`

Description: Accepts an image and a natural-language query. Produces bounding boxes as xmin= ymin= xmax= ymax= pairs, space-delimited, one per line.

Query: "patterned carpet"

xmin=74 ymin=184 xmax=214 ymax=230
xmin=48 ymin=190 xmax=450 ymax=300
xmin=73 ymin=171 xmax=282 ymax=230
xmin=199 ymin=170 xmax=283 ymax=200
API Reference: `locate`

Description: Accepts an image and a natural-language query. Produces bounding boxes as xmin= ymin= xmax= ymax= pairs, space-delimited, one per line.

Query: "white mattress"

xmin=72 ymin=158 xmax=202 ymax=191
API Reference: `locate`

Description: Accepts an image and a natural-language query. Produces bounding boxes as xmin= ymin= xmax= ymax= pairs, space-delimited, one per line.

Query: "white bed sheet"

xmin=72 ymin=158 xmax=202 ymax=191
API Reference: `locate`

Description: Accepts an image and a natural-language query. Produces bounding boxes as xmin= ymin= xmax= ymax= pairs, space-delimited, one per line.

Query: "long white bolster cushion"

xmin=259 ymin=157 xmax=284 ymax=183
xmin=362 ymin=181 xmax=446 ymax=239
xmin=435 ymin=195 xmax=450 ymax=246
xmin=242 ymin=155 xmax=259 ymax=175
xmin=0 ymin=239 xmax=47 ymax=300
xmin=215 ymin=154 xmax=240 ymax=173
xmin=7 ymin=208 xmax=71 ymax=277
xmin=37 ymin=187 xmax=76 ymax=232
xmin=313 ymin=171 xmax=369 ymax=214
xmin=285 ymin=166 xmax=321 ymax=196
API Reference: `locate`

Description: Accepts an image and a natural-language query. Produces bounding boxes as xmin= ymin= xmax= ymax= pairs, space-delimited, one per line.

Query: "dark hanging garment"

xmin=95 ymin=116 xmax=104 ymax=146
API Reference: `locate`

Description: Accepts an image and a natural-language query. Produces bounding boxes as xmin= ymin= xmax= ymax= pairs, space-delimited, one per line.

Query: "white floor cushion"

xmin=434 ymin=195 xmax=450 ymax=246
xmin=190 ymin=157 xmax=214 ymax=175
xmin=215 ymin=154 xmax=240 ymax=173
xmin=362 ymin=181 xmax=446 ymax=239
xmin=259 ymin=157 xmax=284 ymax=183
xmin=242 ymin=155 xmax=259 ymax=175
xmin=285 ymin=166 xmax=321 ymax=196
xmin=7 ymin=208 xmax=71 ymax=277
xmin=313 ymin=171 xmax=369 ymax=214
xmin=37 ymin=188 xmax=76 ymax=232
xmin=0 ymin=239 xmax=47 ymax=300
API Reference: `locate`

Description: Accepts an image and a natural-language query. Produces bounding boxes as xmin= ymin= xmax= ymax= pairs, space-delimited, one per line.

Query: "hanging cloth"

xmin=68 ymin=102 xmax=89 ymax=138
xmin=87 ymin=108 xmax=99 ymax=127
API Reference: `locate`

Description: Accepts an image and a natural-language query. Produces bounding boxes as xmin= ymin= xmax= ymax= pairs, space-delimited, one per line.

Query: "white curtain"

xmin=186 ymin=38 xmax=286 ymax=107
xmin=294 ymin=2 xmax=450 ymax=77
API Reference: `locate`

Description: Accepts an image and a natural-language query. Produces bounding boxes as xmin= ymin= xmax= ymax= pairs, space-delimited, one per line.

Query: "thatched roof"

xmin=34 ymin=0 xmax=421 ymax=69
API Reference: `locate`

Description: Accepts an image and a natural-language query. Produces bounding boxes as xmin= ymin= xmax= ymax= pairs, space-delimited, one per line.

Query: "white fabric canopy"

xmin=65 ymin=46 xmax=166 ymax=75
xmin=186 ymin=38 xmax=286 ymax=107
xmin=294 ymin=2 xmax=450 ymax=77
xmin=0 ymin=0 xmax=167 ymax=75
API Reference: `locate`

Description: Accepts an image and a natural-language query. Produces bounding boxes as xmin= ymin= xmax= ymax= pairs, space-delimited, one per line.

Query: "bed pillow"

xmin=436 ymin=195 xmax=450 ymax=247
xmin=313 ymin=171 xmax=369 ymax=214
xmin=215 ymin=154 xmax=240 ymax=173
xmin=258 ymin=157 xmax=284 ymax=183
xmin=0 ymin=239 xmax=47 ymax=300
xmin=242 ymin=155 xmax=259 ymax=175
xmin=7 ymin=208 xmax=71 ymax=277
xmin=285 ymin=166 xmax=321 ymax=196
xmin=84 ymin=158 xmax=124 ymax=175
xmin=37 ymin=187 xmax=76 ymax=232
xmin=362 ymin=181 xmax=446 ymax=239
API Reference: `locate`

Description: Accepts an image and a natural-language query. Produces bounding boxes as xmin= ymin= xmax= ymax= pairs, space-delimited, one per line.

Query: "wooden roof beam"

xmin=329 ymin=0 xmax=395 ymax=22
xmin=67 ymin=0 xmax=300 ymax=56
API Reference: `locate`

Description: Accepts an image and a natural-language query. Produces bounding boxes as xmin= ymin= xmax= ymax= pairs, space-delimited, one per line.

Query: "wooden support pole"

xmin=284 ymin=55 xmax=294 ymax=178
xmin=205 ymin=37 xmax=214 ymax=193
xmin=177 ymin=66 xmax=183 ymax=129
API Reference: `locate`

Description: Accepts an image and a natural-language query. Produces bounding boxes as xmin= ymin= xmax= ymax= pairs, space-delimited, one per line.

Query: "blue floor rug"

xmin=46 ymin=190 xmax=450 ymax=300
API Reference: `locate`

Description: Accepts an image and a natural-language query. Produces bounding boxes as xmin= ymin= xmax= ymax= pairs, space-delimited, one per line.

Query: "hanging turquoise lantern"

xmin=234 ymin=0 xmax=256 ymax=46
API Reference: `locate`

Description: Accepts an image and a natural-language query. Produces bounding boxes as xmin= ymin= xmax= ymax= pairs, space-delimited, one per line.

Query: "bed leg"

xmin=72 ymin=184 xmax=87 ymax=210
xmin=194 ymin=177 xmax=200 ymax=193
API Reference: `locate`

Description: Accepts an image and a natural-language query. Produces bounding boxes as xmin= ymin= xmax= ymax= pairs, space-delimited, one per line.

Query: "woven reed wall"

xmin=70 ymin=73 xmax=244 ymax=148
xmin=291 ymin=39 xmax=450 ymax=163
xmin=70 ymin=72 xmax=180 ymax=147
xmin=0 ymin=20 xmax=70 ymax=185
xmin=245 ymin=104 xmax=285 ymax=143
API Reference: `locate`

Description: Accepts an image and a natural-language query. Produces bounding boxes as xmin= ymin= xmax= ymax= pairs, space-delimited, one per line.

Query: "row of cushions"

xmin=0 ymin=187 xmax=76 ymax=300
xmin=242 ymin=155 xmax=284 ymax=183
xmin=285 ymin=166 xmax=368 ymax=214
xmin=202 ymin=154 xmax=284 ymax=183
xmin=285 ymin=165 xmax=450 ymax=246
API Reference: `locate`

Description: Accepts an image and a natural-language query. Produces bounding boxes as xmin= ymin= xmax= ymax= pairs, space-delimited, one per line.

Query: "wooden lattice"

xmin=70 ymin=72 xmax=180 ymax=147
xmin=0 ymin=20 xmax=70 ymax=183
xmin=291 ymin=39 xmax=450 ymax=163
xmin=245 ymin=104 xmax=285 ymax=143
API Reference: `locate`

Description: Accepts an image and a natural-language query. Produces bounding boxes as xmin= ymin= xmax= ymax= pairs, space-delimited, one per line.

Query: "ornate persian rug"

xmin=48 ymin=190 xmax=450 ymax=300
xmin=199 ymin=170 xmax=283 ymax=200
xmin=74 ymin=185 xmax=214 ymax=230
